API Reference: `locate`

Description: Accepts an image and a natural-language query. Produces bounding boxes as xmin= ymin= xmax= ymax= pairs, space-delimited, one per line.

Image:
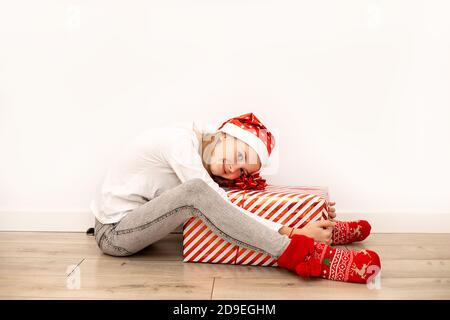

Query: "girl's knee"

xmin=96 ymin=236 xmax=134 ymax=257
xmin=182 ymin=178 xmax=212 ymax=195
xmin=99 ymin=245 xmax=134 ymax=257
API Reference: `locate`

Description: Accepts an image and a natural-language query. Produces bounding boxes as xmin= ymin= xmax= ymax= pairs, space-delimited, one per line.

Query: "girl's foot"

xmin=331 ymin=220 xmax=371 ymax=245
xmin=277 ymin=234 xmax=381 ymax=284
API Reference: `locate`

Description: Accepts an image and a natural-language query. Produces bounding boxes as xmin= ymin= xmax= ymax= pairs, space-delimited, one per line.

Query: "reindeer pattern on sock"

xmin=351 ymin=224 xmax=362 ymax=238
xmin=350 ymin=263 xmax=369 ymax=279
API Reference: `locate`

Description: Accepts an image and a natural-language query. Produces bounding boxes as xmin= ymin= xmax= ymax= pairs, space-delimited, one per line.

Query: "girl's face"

xmin=208 ymin=133 xmax=261 ymax=180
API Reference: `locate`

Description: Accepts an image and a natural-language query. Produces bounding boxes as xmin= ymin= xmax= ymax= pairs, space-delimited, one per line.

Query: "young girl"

xmin=91 ymin=112 xmax=381 ymax=284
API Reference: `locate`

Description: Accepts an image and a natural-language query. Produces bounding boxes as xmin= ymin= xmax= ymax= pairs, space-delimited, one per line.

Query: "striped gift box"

xmin=182 ymin=185 xmax=330 ymax=266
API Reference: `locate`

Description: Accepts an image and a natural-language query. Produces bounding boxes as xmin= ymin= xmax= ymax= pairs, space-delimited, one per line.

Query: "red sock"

xmin=277 ymin=234 xmax=381 ymax=284
xmin=277 ymin=234 xmax=316 ymax=272
xmin=311 ymin=242 xmax=381 ymax=283
xmin=331 ymin=220 xmax=371 ymax=245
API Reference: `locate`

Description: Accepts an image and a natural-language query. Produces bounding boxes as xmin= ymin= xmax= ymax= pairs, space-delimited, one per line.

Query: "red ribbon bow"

xmin=229 ymin=172 xmax=268 ymax=190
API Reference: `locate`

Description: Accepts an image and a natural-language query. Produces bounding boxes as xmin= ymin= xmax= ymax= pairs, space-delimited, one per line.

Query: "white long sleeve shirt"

xmin=90 ymin=120 xmax=284 ymax=233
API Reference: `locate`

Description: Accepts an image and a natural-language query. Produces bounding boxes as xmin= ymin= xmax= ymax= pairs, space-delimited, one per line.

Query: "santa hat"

xmin=217 ymin=113 xmax=275 ymax=168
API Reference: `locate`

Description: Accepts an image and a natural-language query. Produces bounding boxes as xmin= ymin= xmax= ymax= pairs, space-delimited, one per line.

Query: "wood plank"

xmin=4 ymin=256 xmax=448 ymax=284
xmin=211 ymin=277 xmax=450 ymax=300
xmin=0 ymin=257 xmax=83 ymax=276
xmin=0 ymin=275 xmax=213 ymax=299
xmin=381 ymin=260 xmax=450 ymax=278
xmin=0 ymin=233 xmax=183 ymax=261
xmin=65 ymin=258 xmax=290 ymax=279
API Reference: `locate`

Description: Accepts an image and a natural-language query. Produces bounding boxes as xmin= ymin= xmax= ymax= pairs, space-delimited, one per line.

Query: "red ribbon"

xmin=224 ymin=172 xmax=268 ymax=190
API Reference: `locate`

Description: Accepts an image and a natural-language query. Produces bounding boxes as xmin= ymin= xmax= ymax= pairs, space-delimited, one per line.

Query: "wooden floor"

xmin=1 ymin=232 xmax=450 ymax=299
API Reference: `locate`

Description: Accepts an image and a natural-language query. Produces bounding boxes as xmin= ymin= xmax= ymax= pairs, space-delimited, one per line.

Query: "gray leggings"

xmin=94 ymin=178 xmax=291 ymax=259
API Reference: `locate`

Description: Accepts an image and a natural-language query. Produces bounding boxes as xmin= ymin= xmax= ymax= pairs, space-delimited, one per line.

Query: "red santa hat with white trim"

xmin=217 ymin=113 xmax=275 ymax=169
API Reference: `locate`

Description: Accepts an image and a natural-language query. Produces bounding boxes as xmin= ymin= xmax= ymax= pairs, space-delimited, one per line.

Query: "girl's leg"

xmin=94 ymin=178 xmax=291 ymax=258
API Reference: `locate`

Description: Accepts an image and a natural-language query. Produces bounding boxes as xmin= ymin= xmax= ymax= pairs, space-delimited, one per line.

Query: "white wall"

xmin=1 ymin=0 xmax=449 ymax=232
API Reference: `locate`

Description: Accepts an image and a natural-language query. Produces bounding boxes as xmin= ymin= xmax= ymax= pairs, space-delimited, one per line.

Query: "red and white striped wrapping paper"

xmin=182 ymin=185 xmax=330 ymax=266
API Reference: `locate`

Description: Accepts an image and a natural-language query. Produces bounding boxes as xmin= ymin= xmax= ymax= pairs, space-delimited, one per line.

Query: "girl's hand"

xmin=293 ymin=220 xmax=335 ymax=245
xmin=327 ymin=201 xmax=336 ymax=219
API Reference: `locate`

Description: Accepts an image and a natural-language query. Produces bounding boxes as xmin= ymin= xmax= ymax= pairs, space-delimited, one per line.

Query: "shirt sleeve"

xmin=163 ymin=143 xmax=285 ymax=234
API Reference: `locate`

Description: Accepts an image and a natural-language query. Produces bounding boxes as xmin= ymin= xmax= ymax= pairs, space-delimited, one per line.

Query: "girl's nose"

xmin=227 ymin=164 xmax=242 ymax=177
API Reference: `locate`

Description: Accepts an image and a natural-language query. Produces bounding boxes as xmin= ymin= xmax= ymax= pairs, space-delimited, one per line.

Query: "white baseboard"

xmin=0 ymin=210 xmax=449 ymax=233
xmin=335 ymin=211 xmax=450 ymax=233
xmin=0 ymin=211 xmax=96 ymax=232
